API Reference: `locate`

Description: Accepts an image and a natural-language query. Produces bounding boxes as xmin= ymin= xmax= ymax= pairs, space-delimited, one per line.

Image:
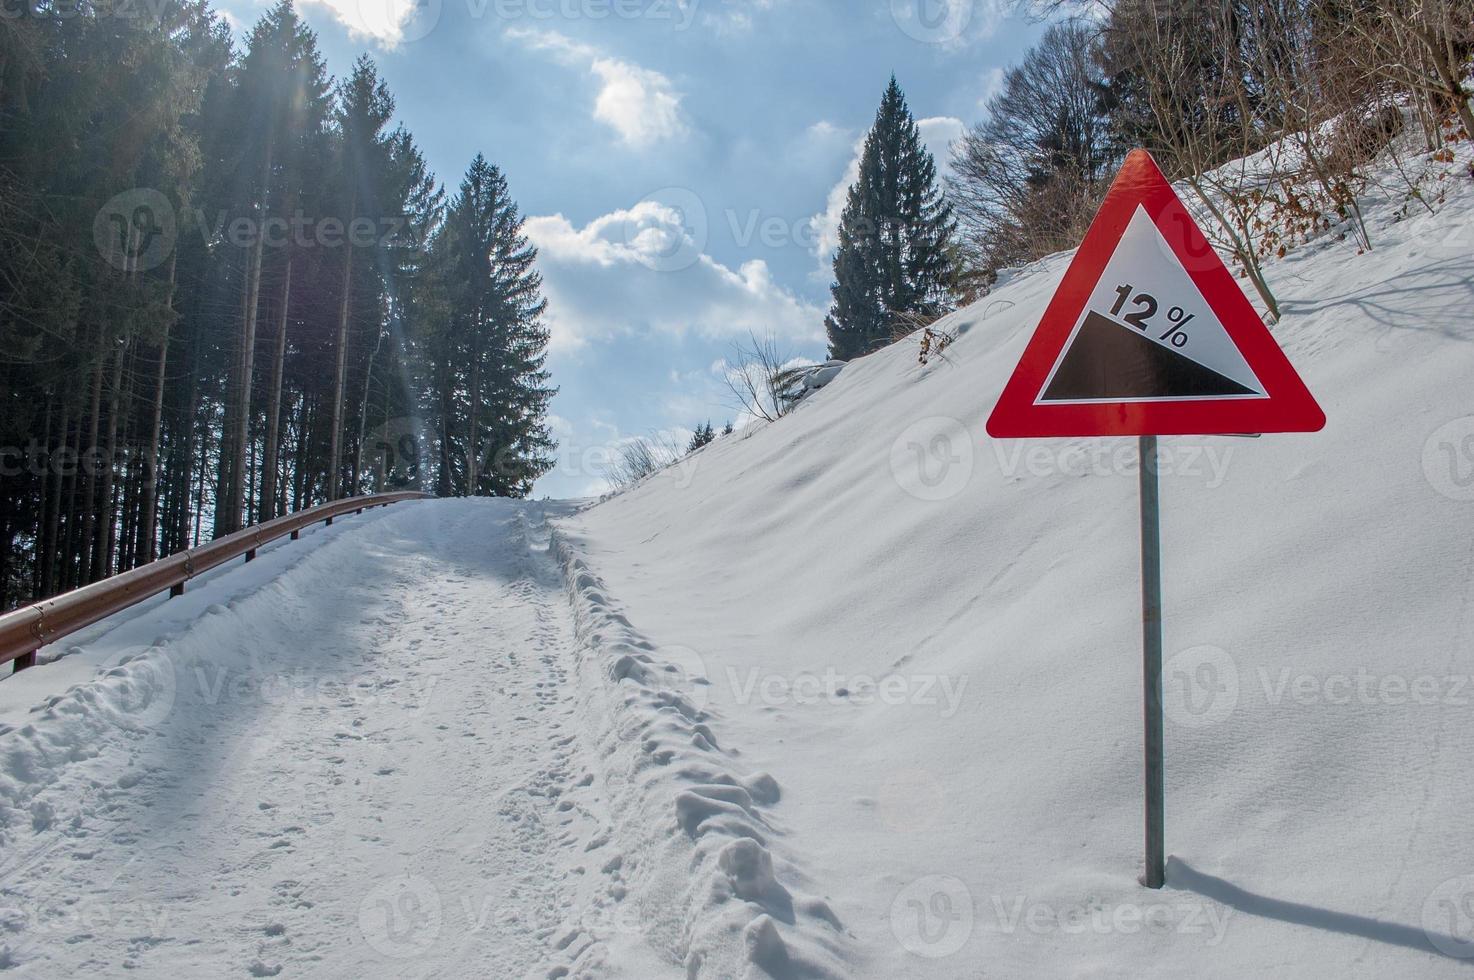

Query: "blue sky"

xmin=215 ymin=0 xmax=1049 ymax=496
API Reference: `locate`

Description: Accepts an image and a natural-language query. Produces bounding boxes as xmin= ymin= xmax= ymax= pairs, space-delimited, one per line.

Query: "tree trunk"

xmin=193 ymin=406 xmax=211 ymax=548
xmin=261 ymin=256 xmax=292 ymax=520
xmin=31 ymin=395 xmax=54 ymax=599
xmin=137 ymin=337 xmax=167 ymax=565
xmin=352 ymin=322 xmax=386 ymax=494
xmin=437 ymin=365 xmax=454 ymax=497
xmin=177 ymin=329 xmax=201 ymax=552
xmin=222 ymin=133 xmax=275 ymax=535
xmin=294 ymin=390 xmax=312 ymax=510
xmin=59 ymin=393 xmax=81 ymax=591
xmin=41 ymin=397 xmax=69 ymax=596
xmin=96 ymin=338 xmax=127 ymax=580
xmin=328 ymin=188 xmax=358 ymax=502
xmin=77 ymin=331 xmax=105 ymax=585
xmin=467 ymin=321 xmax=481 ymax=497
xmin=137 ymin=254 xmax=175 ymax=565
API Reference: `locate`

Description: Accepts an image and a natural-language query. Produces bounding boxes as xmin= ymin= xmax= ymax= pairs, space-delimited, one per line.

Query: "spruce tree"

xmin=687 ymin=422 xmax=715 ymax=453
xmin=824 ymin=76 xmax=956 ymax=360
xmin=433 ymin=156 xmax=556 ymax=497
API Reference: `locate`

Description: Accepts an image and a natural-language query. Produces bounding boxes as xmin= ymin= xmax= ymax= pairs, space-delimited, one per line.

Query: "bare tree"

xmin=720 ymin=332 xmax=795 ymax=424
xmin=1334 ymin=0 xmax=1474 ymax=146
xmin=1102 ymin=0 xmax=1285 ymax=318
xmin=949 ymin=21 xmax=1119 ymax=276
xmin=601 ymin=431 xmax=684 ymax=489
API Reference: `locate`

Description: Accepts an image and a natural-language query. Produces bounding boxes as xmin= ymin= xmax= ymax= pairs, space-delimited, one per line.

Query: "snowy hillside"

xmin=2 ymin=143 xmax=1472 ymax=980
xmin=555 ymin=144 xmax=1474 ymax=977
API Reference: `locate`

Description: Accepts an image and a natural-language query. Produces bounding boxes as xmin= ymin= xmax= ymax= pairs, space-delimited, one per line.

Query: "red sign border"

xmin=986 ymin=149 xmax=1326 ymax=437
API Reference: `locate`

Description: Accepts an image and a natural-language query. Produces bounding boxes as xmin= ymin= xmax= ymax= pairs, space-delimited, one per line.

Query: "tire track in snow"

xmin=0 ymin=499 xmax=611 ymax=978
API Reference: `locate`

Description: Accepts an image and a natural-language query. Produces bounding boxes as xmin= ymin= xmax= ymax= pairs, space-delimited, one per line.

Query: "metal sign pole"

xmin=1139 ymin=434 xmax=1166 ymax=888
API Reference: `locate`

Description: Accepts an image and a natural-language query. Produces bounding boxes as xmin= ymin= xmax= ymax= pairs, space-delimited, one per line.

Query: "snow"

xmin=0 ymin=500 xmax=635 ymax=977
xmin=557 ymin=142 xmax=1474 ymax=977
xmin=2 ymin=139 xmax=1473 ymax=978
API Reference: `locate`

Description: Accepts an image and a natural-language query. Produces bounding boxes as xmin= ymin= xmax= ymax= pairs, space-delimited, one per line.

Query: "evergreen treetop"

xmin=824 ymin=76 xmax=956 ymax=361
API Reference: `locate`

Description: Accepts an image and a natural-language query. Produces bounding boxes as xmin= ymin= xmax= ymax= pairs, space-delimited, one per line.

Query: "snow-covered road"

xmin=0 ymin=499 xmax=613 ymax=977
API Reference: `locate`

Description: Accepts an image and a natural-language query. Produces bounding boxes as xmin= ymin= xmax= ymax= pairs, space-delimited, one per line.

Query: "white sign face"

xmin=1036 ymin=207 xmax=1268 ymax=404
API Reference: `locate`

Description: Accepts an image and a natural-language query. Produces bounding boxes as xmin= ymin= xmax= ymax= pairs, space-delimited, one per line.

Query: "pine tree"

xmin=0 ymin=2 xmax=568 ymax=605
xmin=215 ymin=0 xmax=331 ymax=534
xmin=824 ymin=76 xmax=956 ymax=360
xmin=687 ymin=422 xmax=715 ymax=453
xmin=429 ymin=156 xmax=555 ymax=498
xmin=325 ymin=56 xmax=396 ymax=503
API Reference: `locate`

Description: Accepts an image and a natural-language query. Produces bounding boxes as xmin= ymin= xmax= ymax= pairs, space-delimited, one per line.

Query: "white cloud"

xmin=977 ymin=66 xmax=1007 ymax=110
xmin=806 ymin=120 xmax=841 ymax=140
xmin=702 ymin=0 xmax=781 ymax=35
xmin=809 ymin=132 xmax=864 ymax=273
xmin=887 ymin=0 xmax=1009 ymax=48
xmin=507 ymin=27 xmax=688 ymax=146
xmin=807 ymin=115 xmax=964 ymax=274
xmin=917 ymin=115 xmax=965 ymax=176
xmin=589 ymin=59 xmax=686 ymax=147
xmin=298 ymin=0 xmax=438 ymax=48
xmin=525 ymin=201 xmax=825 ymax=353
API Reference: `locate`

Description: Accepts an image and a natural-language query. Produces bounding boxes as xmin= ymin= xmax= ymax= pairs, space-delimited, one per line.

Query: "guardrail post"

xmin=245 ymin=548 xmax=256 ymax=563
xmin=356 ymin=507 xmax=363 ymax=515
xmin=325 ymin=516 xmax=333 ymax=526
xmin=13 ymin=651 xmax=35 ymax=672
xmin=170 ymin=582 xmax=185 ymax=598
xmin=290 ymin=529 xmax=300 ymax=540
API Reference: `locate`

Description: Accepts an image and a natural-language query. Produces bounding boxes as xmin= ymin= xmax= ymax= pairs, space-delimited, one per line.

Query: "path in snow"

xmin=0 ymin=499 xmax=610 ymax=977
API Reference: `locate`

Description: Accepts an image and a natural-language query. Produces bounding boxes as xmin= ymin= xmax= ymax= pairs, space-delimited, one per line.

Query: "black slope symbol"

xmin=1040 ymin=311 xmax=1258 ymax=402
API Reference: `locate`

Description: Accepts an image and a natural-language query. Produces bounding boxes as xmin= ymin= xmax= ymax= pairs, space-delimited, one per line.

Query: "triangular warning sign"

xmin=987 ymin=150 xmax=1325 ymax=437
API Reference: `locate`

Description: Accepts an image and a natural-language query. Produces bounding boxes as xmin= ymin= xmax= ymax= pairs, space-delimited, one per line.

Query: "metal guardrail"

xmin=0 ymin=491 xmax=432 ymax=672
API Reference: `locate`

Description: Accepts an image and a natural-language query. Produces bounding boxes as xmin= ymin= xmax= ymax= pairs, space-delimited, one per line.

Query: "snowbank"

xmin=552 ymin=532 xmax=851 ymax=977
xmin=562 ymin=141 xmax=1474 ymax=977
